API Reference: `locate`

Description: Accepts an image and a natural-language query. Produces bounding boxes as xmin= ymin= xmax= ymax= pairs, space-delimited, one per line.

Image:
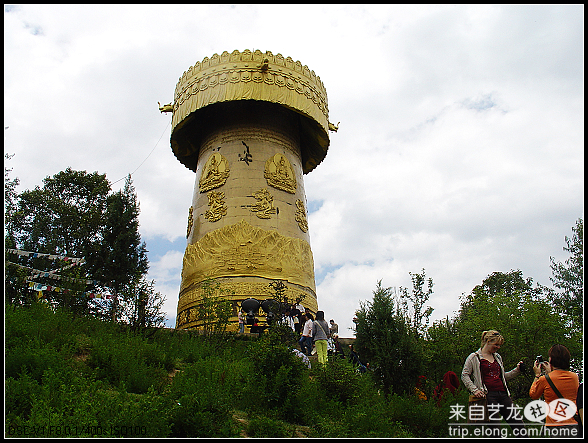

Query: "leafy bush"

xmin=386 ymin=393 xmax=451 ymax=438
xmin=168 ymin=393 xmax=238 ymax=437
xmin=354 ymin=281 xmax=425 ymax=397
xmin=245 ymin=331 xmax=306 ymax=420
xmin=5 ymin=374 xmax=39 ymax=422
xmin=246 ymin=416 xmax=290 ymax=438
xmin=312 ymin=358 xmax=361 ymax=405
xmin=5 ymin=340 xmax=64 ymax=382
xmin=85 ymin=330 xmax=171 ymax=394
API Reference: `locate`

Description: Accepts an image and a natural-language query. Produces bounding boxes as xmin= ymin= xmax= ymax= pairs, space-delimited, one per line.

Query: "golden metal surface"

xmin=170 ymin=49 xmax=331 ymax=174
xmin=176 ymin=277 xmax=318 ymax=330
xmin=172 ymin=50 xmax=331 ymax=331
xmin=180 ymin=219 xmax=316 ymax=294
xmin=204 ymin=190 xmax=227 ymax=222
xmin=199 ymin=152 xmax=230 ymax=192
xmin=186 ymin=206 xmax=194 ymax=238
xmin=295 ymin=199 xmax=309 ymax=233
xmin=249 ymin=188 xmax=276 ymax=219
xmin=264 ymin=152 xmax=297 ymax=194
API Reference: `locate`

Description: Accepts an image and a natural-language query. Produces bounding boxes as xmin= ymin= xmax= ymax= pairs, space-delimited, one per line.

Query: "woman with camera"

xmin=461 ymin=330 xmax=525 ymax=432
xmin=529 ymin=344 xmax=580 ymax=437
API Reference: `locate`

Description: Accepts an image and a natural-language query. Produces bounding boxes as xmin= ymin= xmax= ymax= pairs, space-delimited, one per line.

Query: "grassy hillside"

xmin=5 ymin=303 xmax=461 ymax=438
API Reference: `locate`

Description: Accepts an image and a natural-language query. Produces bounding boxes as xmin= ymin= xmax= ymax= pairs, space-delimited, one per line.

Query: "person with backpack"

xmin=312 ymin=311 xmax=330 ymax=365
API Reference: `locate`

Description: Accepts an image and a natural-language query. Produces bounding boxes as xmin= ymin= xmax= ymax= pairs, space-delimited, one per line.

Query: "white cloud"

xmin=147 ymin=249 xmax=184 ymax=327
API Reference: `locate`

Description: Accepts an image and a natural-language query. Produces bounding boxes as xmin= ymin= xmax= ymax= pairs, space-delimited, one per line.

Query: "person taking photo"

xmin=529 ymin=344 xmax=580 ymax=438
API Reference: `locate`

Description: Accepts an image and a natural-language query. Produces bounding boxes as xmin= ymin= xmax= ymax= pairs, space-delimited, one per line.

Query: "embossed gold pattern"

xmin=186 ymin=206 xmax=194 ymax=238
xmin=264 ymin=153 xmax=297 ymax=193
xmin=172 ymin=50 xmax=330 ymax=330
xmin=170 ymin=49 xmax=331 ymax=174
xmin=180 ymin=219 xmax=316 ymax=293
xmin=295 ymin=200 xmax=309 ymax=233
xmin=204 ymin=190 xmax=227 ymax=222
xmin=176 ymin=278 xmax=318 ymax=329
xmin=199 ymin=152 xmax=230 ymax=192
xmin=173 ymin=50 xmax=328 ymax=130
xmin=249 ymin=188 xmax=276 ymax=219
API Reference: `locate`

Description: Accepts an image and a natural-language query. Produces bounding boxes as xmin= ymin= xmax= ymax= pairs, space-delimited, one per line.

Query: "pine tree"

xmin=549 ymin=218 xmax=583 ymax=333
xmin=95 ymin=175 xmax=149 ymax=321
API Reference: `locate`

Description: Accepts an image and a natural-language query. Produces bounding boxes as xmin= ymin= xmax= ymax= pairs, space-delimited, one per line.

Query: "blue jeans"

xmin=299 ymin=336 xmax=313 ymax=355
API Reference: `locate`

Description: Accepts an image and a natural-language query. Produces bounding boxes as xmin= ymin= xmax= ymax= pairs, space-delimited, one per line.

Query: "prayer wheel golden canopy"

xmin=168 ymin=49 xmax=334 ymax=330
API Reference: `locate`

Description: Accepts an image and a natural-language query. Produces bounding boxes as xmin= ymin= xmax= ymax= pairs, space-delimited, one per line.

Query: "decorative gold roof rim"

xmin=174 ymin=49 xmax=327 ymax=98
xmin=170 ymin=49 xmax=331 ymax=175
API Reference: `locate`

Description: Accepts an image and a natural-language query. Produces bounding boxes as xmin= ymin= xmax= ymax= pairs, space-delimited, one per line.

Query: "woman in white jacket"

xmin=461 ymin=330 xmax=525 ymax=432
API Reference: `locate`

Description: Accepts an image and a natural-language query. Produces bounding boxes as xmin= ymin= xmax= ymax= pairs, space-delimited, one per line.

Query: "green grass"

xmin=5 ymin=303 xmax=460 ymax=438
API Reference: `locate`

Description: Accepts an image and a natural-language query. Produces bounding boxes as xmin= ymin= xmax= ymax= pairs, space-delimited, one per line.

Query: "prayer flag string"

xmin=6 ymin=261 xmax=98 ymax=285
xmin=27 ymin=281 xmax=113 ymax=299
xmin=5 ymin=248 xmax=85 ymax=264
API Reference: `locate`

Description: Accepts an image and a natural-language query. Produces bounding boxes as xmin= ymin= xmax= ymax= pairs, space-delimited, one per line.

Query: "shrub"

xmin=387 ymin=393 xmax=450 ymax=437
xmin=5 ymin=338 xmax=68 ymax=383
xmin=5 ymin=374 xmax=39 ymax=422
xmin=168 ymin=393 xmax=238 ymax=437
xmin=5 ymin=303 xmax=462 ymax=438
xmin=312 ymin=358 xmax=361 ymax=405
xmin=245 ymin=333 xmax=306 ymax=420
xmin=246 ymin=416 xmax=290 ymax=438
xmin=96 ymin=386 xmax=172 ymax=437
xmin=87 ymin=331 xmax=168 ymax=394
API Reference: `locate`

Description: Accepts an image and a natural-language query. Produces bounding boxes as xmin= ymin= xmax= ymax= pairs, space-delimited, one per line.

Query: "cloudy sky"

xmin=5 ymin=5 xmax=583 ymax=335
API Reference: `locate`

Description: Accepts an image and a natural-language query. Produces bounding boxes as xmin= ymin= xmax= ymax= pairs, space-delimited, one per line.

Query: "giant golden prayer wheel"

xmin=169 ymin=49 xmax=335 ymax=330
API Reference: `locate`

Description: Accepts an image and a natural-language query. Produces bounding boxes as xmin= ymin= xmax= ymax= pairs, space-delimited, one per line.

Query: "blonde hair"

xmin=481 ymin=330 xmax=504 ymax=348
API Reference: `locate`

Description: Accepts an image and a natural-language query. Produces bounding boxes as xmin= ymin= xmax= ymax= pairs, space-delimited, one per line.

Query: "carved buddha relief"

xmin=264 ymin=153 xmax=296 ymax=194
xmin=199 ymin=152 xmax=230 ymax=193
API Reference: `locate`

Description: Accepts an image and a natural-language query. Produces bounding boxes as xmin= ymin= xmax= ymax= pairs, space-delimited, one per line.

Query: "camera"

xmin=536 ymin=355 xmax=544 ymax=364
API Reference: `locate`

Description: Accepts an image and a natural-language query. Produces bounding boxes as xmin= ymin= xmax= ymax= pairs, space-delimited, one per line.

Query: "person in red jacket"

xmin=433 ymin=371 xmax=460 ymax=406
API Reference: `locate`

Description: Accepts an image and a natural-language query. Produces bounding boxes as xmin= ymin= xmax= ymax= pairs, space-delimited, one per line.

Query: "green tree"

xmin=5 ymin=168 xmax=111 ymax=313
xmin=354 ymin=280 xmax=423 ymax=397
xmin=548 ymin=218 xmax=583 ymax=333
xmin=448 ymin=270 xmax=580 ymax=398
xmin=399 ymin=268 xmax=434 ymax=337
xmin=8 ymin=167 xmax=110 ymax=258
xmin=91 ymin=175 xmax=148 ymax=321
xmin=192 ymin=279 xmax=233 ymax=338
xmin=120 ymin=277 xmax=166 ymax=329
xmin=4 ymin=153 xmax=20 ymax=228
xmin=424 ymin=316 xmax=464 ymax=385
xmin=4 ymin=153 xmax=31 ymax=305
xmin=4 ymin=169 xmax=165 ymax=325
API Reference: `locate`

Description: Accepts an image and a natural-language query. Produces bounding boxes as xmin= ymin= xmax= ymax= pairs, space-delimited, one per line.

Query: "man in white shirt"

xmin=299 ymin=313 xmax=314 ymax=356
